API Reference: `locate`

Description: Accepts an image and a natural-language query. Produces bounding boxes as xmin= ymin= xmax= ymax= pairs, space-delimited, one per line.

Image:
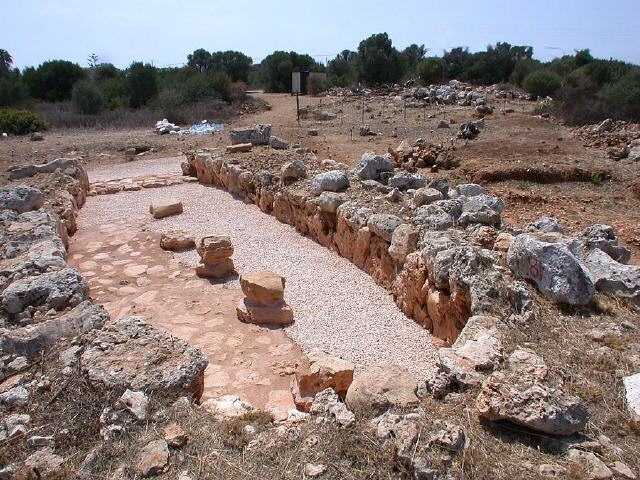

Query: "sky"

xmin=2 ymin=0 xmax=639 ymax=70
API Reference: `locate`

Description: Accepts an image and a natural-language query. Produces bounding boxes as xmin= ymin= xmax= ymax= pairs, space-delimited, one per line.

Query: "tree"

xmin=417 ymin=58 xmax=447 ymax=85
xmin=259 ymin=51 xmax=321 ymax=92
xmin=87 ymin=53 xmax=99 ymax=68
xmin=209 ymin=51 xmax=252 ymax=82
xmin=94 ymin=63 xmax=120 ymax=82
xmin=187 ymin=49 xmax=211 ymax=72
xmin=443 ymin=47 xmax=472 ymax=80
xmin=403 ymin=44 xmax=427 ymax=73
xmin=523 ymin=69 xmax=562 ymax=97
xmin=510 ymin=58 xmax=541 ymax=86
xmin=357 ymin=33 xmax=406 ymax=85
xmin=72 ymin=80 xmax=103 ymax=114
xmin=23 ymin=60 xmax=85 ymax=101
xmin=127 ymin=62 xmax=158 ymax=108
xmin=0 ymin=49 xmax=13 ymax=77
xmin=327 ymin=50 xmax=357 ymax=87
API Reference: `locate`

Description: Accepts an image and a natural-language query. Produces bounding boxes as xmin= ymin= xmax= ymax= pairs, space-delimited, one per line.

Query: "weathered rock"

xmin=200 ymin=395 xmax=254 ymax=419
xmin=0 ymin=386 xmax=29 ymax=407
xmin=388 ymin=224 xmax=419 ymax=262
xmin=367 ymin=214 xmax=403 ymax=242
xmin=567 ymin=449 xmax=613 ymax=480
xmin=581 ymin=224 xmax=631 ymax=264
xmin=293 ymin=350 xmax=354 ymax=410
xmin=623 ymin=373 xmax=640 ymax=423
xmin=281 ymin=160 xmax=307 ymax=181
xmin=119 ymin=389 xmax=149 ymax=421
xmin=524 ymin=217 xmax=564 ymax=234
xmin=507 ymin=233 xmax=595 ymax=305
xmin=197 ymin=236 xmax=234 ymax=264
xmin=240 ymin=271 xmax=285 ymax=304
xmin=387 ymin=172 xmax=427 ymax=190
xmin=455 ymin=183 xmax=486 ymax=198
xmin=81 ymin=317 xmax=208 ymax=400
xmin=226 ymin=143 xmax=252 ymax=153
xmin=413 ymin=204 xmax=454 ymax=231
xmin=317 ymin=192 xmax=345 ymax=213
xmin=195 ymin=258 xmax=235 ymax=278
xmin=346 ymin=364 xmax=419 ymax=413
xmin=307 ymin=128 xmax=319 ymax=136
xmin=583 ymin=249 xmax=640 ymax=306
xmin=459 ymin=194 xmax=503 ymax=227
xmin=610 ymin=461 xmax=636 ymax=480
xmin=494 ymin=232 xmax=514 ymax=252
xmin=310 ymin=388 xmax=356 ymax=427
xmin=0 ymin=185 xmax=45 ymax=213
xmin=304 ymin=463 xmax=327 ymax=477
xmin=229 ymin=124 xmax=271 ymax=145
xmin=1 ymin=267 xmax=88 ymax=314
xmin=160 ymin=230 xmax=195 ymax=251
xmin=269 ymin=135 xmax=289 ymax=150
xmin=164 ymin=424 xmax=188 ymax=448
xmin=236 ymin=299 xmax=293 ymax=325
xmin=476 ymin=349 xmax=589 ymax=435
xmin=9 ymin=158 xmax=89 ymax=193
xmin=23 ymin=448 xmax=63 ymax=477
xmin=149 ymin=201 xmax=183 ymax=219
xmin=311 ymin=170 xmax=349 ymax=194
xmin=352 ymin=152 xmax=394 ymax=181
xmin=138 ymin=440 xmax=169 ymax=477
xmin=413 ymin=187 xmax=444 ymax=207
xmin=0 ymin=301 xmax=108 ymax=357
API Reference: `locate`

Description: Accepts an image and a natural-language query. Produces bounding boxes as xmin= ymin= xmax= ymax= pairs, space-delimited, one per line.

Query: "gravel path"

xmin=89 ymin=155 xmax=184 ymax=182
xmin=81 ymin=165 xmax=439 ymax=378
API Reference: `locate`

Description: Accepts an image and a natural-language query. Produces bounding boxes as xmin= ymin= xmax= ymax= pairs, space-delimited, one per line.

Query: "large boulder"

xmin=0 ymin=185 xmax=45 ymax=213
xmin=583 ymin=249 xmax=640 ymax=306
xmin=1 ymin=268 xmax=89 ymax=315
xmin=229 ymin=124 xmax=271 ymax=145
xmin=476 ymin=349 xmax=589 ymax=435
xmin=81 ymin=317 xmax=208 ymax=400
xmin=311 ymin=170 xmax=349 ymax=194
xmin=352 ymin=152 xmax=394 ymax=181
xmin=507 ymin=233 xmax=595 ymax=305
xmin=345 ymin=364 xmax=419 ymax=413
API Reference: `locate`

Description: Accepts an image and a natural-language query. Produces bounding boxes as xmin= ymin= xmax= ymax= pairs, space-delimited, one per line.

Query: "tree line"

xmin=1 ymin=32 xmax=639 ymax=126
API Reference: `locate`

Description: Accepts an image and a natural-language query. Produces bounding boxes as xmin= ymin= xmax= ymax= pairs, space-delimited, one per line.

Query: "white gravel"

xmin=79 ymin=165 xmax=439 ymax=378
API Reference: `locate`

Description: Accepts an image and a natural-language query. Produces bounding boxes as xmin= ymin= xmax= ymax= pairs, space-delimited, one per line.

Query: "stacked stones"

xmin=195 ymin=236 xmax=235 ymax=278
xmin=236 ymin=271 xmax=293 ymax=325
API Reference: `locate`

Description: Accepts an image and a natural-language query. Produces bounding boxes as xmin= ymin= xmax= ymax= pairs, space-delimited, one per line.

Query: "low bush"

xmin=523 ymin=69 xmax=562 ymax=98
xmin=307 ymin=75 xmax=327 ymax=95
xmin=0 ymin=108 xmax=46 ymax=134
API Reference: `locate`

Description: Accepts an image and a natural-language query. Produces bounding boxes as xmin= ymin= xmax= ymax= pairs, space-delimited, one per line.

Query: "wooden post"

xmin=296 ymin=92 xmax=300 ymax=124
xmin=362 ymin=96 xmax=365 ymax=125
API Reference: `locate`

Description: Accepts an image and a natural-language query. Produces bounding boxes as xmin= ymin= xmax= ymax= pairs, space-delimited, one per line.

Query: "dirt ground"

xmin=1 ymin=91 xmax=637 ymax=259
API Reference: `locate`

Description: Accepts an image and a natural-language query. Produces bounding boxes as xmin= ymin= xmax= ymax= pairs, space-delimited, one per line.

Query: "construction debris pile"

xmin=154 ymin=119 xmax=224 ymax=136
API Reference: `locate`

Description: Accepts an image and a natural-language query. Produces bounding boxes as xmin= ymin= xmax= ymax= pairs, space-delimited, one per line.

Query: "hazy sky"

xmin=3 ymin=0 xmax=639 ymax=69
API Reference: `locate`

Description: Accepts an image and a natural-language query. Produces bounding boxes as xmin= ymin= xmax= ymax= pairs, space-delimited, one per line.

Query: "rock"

xmin=538 ymin=463 xmax=567 ymax=478
xmin=597 ymin=118 xmax=614 ymax=132
xmin=200 ymin=394 xmax=253 ymax=419
xmin=119 ymin=389 xmax=149 ymax=421
xmin=367 ymin=214 xmax=403 ymax=242
xmin=455 ymin=183 xmax=486 ymax=197
xmin=27 ymin=436 xmax=54 ymax=448
xmin=428 ymin=423 xmax=465 ymax=452
xmin=2 ymin=267 xmax=88 ymax=315
xmin=226 ymin=143 xmax=252 ymax=153
xmin=388 ymin=224 xmax=419 ymax=262
xmin=30 ymin=132 xmax=44 ymax=141
xmin=623 ymin=373 xmax=640 ymax=423
xmin=307 ymin=128 xmax=319 ymax=136
xmin=149 ymin=201 xmax=183 ymax=219
xmin=7 ymin=356 xmax=28 ymax=373
xmin=582 ymin=249 xmax=639 ymax=306
xmin=0 ymin=301 xmax=108 ymax=357
xmin=476 ymin=349 xmax=589 ymax=435
xmin=413 ymin=204 xmax=454 ymax=231
xmin=293 ymin=350 xmax=354 ymax=410
xmin=239 ymin=271 xmax=285 ymax=304
xmin=138 ymin=439 xmax=169 ymax=477
xmin=388 ymin=173 xmax=427 ymax=190
xmin=476 ymin=104 xmax=493 ymax=115
xmin=229 ymin=124 xmax=271 ymax=145
xmin=352 ymin=152 xmax=394 ymax=181
xmin=459 ymin=194 xmax=503 ymax=227
xmin=317 ymin=192 xmax=345 ymax=213
xmin=281 ymin=160 xmax=307 ymax=181
xmin=195 ymin=258 xmax=235 ymax=278
xmin=359 ymin=125 xmax=371 ymax=136
xmin=304 ymin=463 xmax=327 ymax=477
xmin=413 ymin=187 xmax=444 ymax=207
xmin=610 ymin=461 xmax=636 ymax=480
xmin=0 ymin=185 xmax=45 ymax=213
xmin=581 ymin=224 xmax=631 ymax=264
xmin=524 ymin=217 xmax=564 ymax=234
xmin=9 ymin=158 xmax=89 ymax=192
xmin=160 ymin=230 xmax=195 ymax=251
xmin=269 ymin=135 xmax=289 ymax=150
xmin=197 ymin=236 xmax=234 ymax=263
xmin=311 ymin=170 xmax=349 ymax=194
xmin=345 ymin=364 xmax=418 ymax=413
xmin=164 ymin=424 xmax=188 ymax=448
xmin=437 ymin=120 xmax=450 ymax=129
xmin=0 ymin=386 xmax=29 ymax=407
xmin=310 ymin=388 xmax=356 ymax=427
xmin=494 ymin=232 xmax=514 ymax=252
xmin=236 ymin=298 xmax=293 ymax=325
xmin=507 ymin=233 xmax=595 ymax=305
xmin=23 ymin=448 xmax=63 ymax=476
xmin=567 ymin=449 xmax=613 ymax=480
xmin=81 ymin=317 xmax=208 ymax=400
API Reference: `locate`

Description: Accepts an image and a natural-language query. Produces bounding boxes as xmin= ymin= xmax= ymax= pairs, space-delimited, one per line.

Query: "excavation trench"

xmin=70 ymin=157 xmax=440 ymax=416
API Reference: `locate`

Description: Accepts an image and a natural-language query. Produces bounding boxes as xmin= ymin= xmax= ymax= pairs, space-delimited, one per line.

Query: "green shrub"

xmin=523 ymin=69 xmax=562 ymax=97
xmin=417 ymin=58 xmax=446 ymax=85
xmin=308 ymin=76 xmax=327 ymax=95
xmin=0 ymin=108 xmax=46 ymax=134
xmin=23 ymin=60 xmax=85 ymax=102
xmin=128 ymin=62 xmax=158 ymax=108
xmin=72 ymin=80 xmax=103 ymax=114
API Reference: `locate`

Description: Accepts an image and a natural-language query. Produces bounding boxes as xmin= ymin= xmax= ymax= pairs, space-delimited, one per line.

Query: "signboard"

xmin=292 ymin=72 xmax=301 ymax=94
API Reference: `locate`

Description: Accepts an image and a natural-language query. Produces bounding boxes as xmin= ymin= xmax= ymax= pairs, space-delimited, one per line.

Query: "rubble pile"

xmin=572 ymin=118 xmax=640 ymax=160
